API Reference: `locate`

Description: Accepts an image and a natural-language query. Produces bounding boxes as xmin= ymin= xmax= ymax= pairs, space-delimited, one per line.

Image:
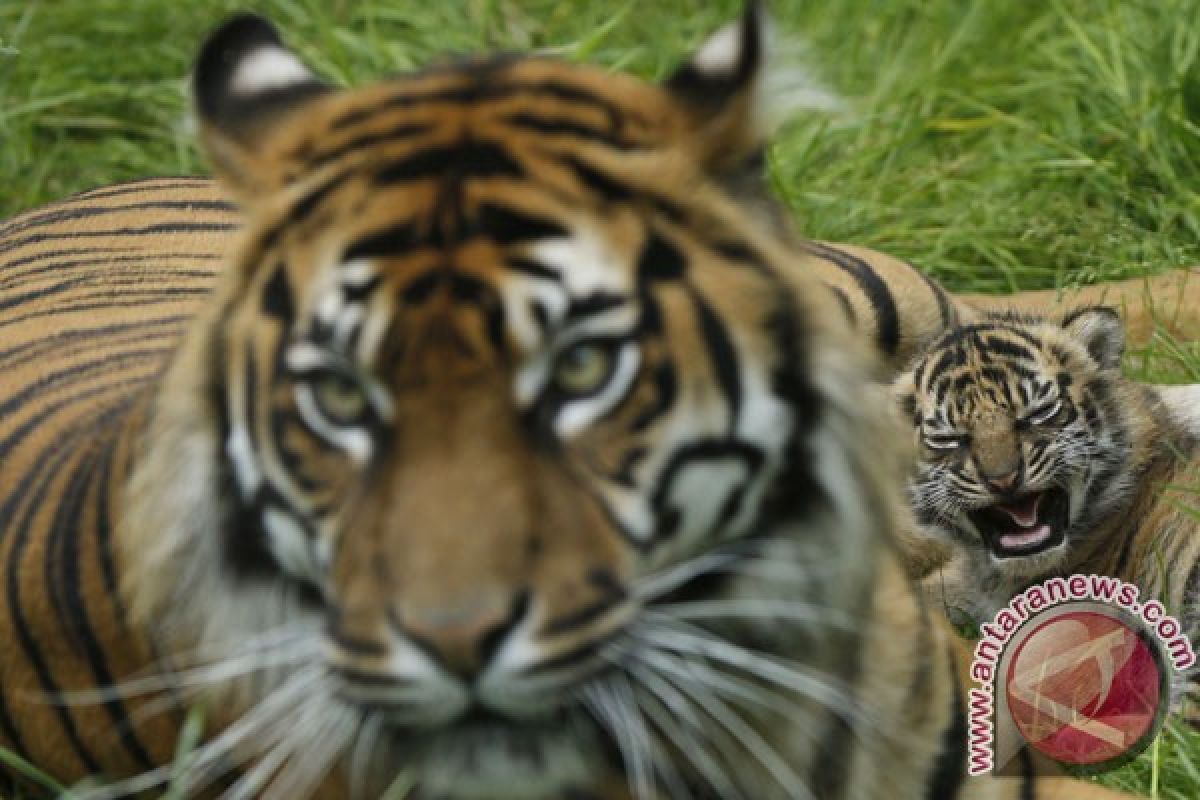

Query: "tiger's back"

xmin=0 ymin=178 xmax=233 ymax=777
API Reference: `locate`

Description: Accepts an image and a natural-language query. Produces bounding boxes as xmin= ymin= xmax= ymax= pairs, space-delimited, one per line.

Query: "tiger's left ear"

xmin=665 ymin=1 xmax=838 ymax=175
xmin=1061 ymin=306 xmax=1125 ymax=369
xmin=192 ymin=14 xmax=331 ymax=197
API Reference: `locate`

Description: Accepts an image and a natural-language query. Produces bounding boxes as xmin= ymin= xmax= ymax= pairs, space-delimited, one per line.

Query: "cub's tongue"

xmin=995 ymin=493 xmax=1041 ymax=529
xmin=997 ymin=525 xmax=1052 ymax=550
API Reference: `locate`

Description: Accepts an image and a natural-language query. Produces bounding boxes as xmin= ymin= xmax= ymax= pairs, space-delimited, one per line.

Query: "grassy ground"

xmin=2 ymin=0 xmax=1200 ymax=797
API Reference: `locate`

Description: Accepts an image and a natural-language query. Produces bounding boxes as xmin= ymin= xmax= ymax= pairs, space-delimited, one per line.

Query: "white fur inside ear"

xmin=693 ymin=22 xmax=743 ymax=76
xmin=230 ymin=46 xmax=314 ymax=95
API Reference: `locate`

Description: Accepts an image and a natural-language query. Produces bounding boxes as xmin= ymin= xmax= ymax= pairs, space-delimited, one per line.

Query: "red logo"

xmin=1004 ymin=610 xmax=1165 ymax=767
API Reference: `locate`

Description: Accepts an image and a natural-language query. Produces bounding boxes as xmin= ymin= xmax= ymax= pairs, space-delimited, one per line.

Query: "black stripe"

xmin=93 ymin=441 xmax=127 ymax=617
xmin=1 ymin=250 xmax=220 ymax=282
xmin=328 ymin=630 xmax=390 ymax=658
xmin=504 ymin=113 xmax=627 ymax=149
xmin=5 ymin=419 xmax=113 ymax=773
xmin=505 ymin=257 xmax=561 ymax=283
xmin=374 ymin=140 xmax=523 ymax=184
xmin=0 ymin=200 xmax=236 ymax=240
xmin=0 ymin=316 xmax=186 ymax=371
xmin=0 ymin=376 xmax=147 ymax=468
xmin=288 ymin=171 xmax=353 ymax=223
xmin=826 ymin=284 xmax=857 ymax=324
xmin=636 ymin=232 xmax=686 ymax=283
xmin=343 ymin=223 xmax=420 ymax=262
xmin=804 ymin=242 xmax=899 ymax=356
xmin=0 ymin=348 xmax=171 ymax=421
xmin=0 ymin=222 xmax=239 ymax=257
xmin=304 ymin=122 xmax=433 ymax=169
xmin=630 ymin=360 xmax=677 ymax=433
xmin=913 ymin=261 xmax=956 ymax=328
xmin=261 ymin=263 xmax=295 ymax=322
xmin=981 ymin=336 xmax=1037 ymax=362
xmin=46 ymin=423 xmax=156 ymax=769
xmin=0 ymin=292 xmax=211 ymax=333
xmin=556 ymin=154 xmax=632 ymax=202
xmin=926 ymin=659 xmax=967 ymax=799
xmin=690 ymin=287 xmax=742 ymax=424
xmin=0 ymin=684 xmax=30 ymax=762
xmin=69 ymin=177 xmax=214 ymax=202
xmin=477 ymin=203 xmax=568 ymax=245
xmin=3 ymin=258 xmax=215 ymax=296
xmin=564 ymin=292 xmax=627 ymax=321
xmin=1018 ymin=747 xmax=1035 ymax=800
xmin=330 ymin=79 xmax=629 ymax=133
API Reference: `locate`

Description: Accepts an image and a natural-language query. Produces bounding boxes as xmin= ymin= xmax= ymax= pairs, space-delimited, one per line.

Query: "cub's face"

xmin=128 ymin=8 xmax=893 ymax=799
xmin=895 ymin=308 xmax=1134 ymax=583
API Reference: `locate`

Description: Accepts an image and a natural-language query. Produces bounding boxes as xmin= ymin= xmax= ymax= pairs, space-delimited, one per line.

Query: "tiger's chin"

xmin=375 ymin=714 xmax=609 ymax=800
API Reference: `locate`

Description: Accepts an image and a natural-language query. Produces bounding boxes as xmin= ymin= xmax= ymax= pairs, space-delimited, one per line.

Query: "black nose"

xmin=986 ymin=469 xmax=1020 ymax=494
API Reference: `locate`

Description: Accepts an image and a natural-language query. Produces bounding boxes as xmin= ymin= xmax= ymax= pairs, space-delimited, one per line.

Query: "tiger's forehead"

xmin=267 ymin=56 xmax=671 ymax=187
xmin=914 ymin=324 xmax=1065 ymax=412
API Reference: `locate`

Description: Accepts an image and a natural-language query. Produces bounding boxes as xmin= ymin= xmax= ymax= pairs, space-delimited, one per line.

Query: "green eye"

xmin=311 ymin=371 xmax=368 ymax=425
xmin=553 ymin=341 xmax=615 ymax=395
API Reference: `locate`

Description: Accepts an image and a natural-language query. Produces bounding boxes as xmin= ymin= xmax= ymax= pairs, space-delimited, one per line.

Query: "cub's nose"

xmin=391 ymin=590 xmax=531 ymax=680
xmin=985 ymin=469 xmax=1020 ymax=494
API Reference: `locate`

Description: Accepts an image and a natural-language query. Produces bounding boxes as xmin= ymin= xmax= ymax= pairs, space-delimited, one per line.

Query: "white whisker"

xmin=349 ymin=711 xmax=384 ymax=800
xmin=624 ymin=659 xmax=732 ymax=800
xmin=654 ymin=599 xmax=856 ymax=630
xmin=76 ymin=665 xmax=324 ymax=800
xmin=664 ymin=667 xmax=816 ymax=800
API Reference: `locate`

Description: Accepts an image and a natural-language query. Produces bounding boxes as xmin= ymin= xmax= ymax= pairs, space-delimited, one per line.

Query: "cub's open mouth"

xmin=968 ymin=487 xmax=1069 ymax=558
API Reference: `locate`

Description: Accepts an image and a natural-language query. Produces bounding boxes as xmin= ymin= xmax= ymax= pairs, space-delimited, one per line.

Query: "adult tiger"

xmin=0 ymin=5 xmax=1145 ymax=800
xmin=894 ymin=307 xmax=1200 ymax=632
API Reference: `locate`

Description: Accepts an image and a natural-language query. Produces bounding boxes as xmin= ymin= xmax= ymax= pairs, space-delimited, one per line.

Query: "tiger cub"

xmin=894 ymin=305 xmax=1200 ymax=632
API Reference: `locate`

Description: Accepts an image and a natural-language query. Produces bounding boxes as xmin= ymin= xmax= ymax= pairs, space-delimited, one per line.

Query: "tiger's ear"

xmin=192 ymin=14 xmax=330 ymax=196
xmin=665 ymin=1 xmax=838 ymax=175
xmin=1061 ymin=306 xmax=1125 ymax=370
xmin=666 ymin=1 xmax=767 ymax=173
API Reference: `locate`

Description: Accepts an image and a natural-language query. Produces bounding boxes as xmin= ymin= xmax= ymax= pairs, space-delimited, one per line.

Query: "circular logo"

xmin=1004 ymin=609 xmax=1166 ymax=768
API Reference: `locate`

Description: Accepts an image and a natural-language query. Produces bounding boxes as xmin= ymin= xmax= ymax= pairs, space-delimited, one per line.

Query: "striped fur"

xmin=0 ymin=6 xmax=1142 ymax=800
xmin=895 ymin=309 xmax=1200 ymax=642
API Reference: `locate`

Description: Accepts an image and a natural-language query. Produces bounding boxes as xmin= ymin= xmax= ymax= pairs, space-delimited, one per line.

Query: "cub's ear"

xmin=665 ymin=1 xmax=839 ymax=175
xmin=1061 ymin=306 xmax=1125 ymax=370
xmin=192 ymin=14 xmax=330 ymax=195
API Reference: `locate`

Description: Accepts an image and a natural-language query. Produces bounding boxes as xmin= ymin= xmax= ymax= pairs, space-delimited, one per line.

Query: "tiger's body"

xmin=0 ymin=5 xmax=1155 ymax=799
xmin=895 ymin=309 xmax=1200 ymax=640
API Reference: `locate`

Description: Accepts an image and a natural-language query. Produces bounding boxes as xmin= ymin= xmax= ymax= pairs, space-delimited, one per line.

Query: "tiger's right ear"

xmin=192 ymin=14 xmax=330 ymax=196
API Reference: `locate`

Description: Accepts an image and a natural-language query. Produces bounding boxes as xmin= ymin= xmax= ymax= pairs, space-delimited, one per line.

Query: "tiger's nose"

xmin=391 ymin=591 xmax=531 ymax=680
xmin=986 ymin=469 xmax=1021 ymax=494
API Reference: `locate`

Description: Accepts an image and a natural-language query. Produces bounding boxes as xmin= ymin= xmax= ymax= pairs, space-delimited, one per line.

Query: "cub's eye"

xmin=923 ymin=432 xmax=966 ymax=452
xmin=1026 ymin=400 xmax=1062 ymax=426
xmin=310 ymin=370 xmax=368 ymax=425
xmin=552 ymin=341 xmax=616 ymax=396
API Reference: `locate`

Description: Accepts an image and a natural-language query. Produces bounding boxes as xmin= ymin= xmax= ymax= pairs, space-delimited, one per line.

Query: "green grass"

xmin=3 ymin=0 xmax=1200 ymax=797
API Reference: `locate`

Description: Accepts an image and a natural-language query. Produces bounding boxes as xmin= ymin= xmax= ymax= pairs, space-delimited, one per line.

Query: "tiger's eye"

xmin=312 ymin=371 xmax=367 ymax=424
xmin=553 ymin=342 xmax=614 ymax=395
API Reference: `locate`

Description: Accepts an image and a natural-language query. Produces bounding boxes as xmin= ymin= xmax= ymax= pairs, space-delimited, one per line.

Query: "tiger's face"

xmin=125 ymin=8 xmax=896 ymax=799
xmin=894 ymin=308 xmax=1137 ymax=583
